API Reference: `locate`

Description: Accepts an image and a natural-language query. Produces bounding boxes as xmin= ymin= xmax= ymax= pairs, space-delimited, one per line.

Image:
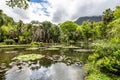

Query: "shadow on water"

xmin=0 ymin=48 xmax=89 ymax=80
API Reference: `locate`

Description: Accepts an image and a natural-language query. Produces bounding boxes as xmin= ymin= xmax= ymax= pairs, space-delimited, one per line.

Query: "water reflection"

xmin=5 ymin=62 xmax=84 ymax=80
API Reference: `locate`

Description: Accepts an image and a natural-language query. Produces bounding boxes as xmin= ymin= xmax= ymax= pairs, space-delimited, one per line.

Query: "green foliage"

xmin=88 ymin=17 xmax=120 ymax=74
xmin=4 ymin=39 xmax=15 ymax=45
xmin=97 ymin=50 xmax=120 ymax=72
xmin=49 ymin=25 xmax=60 ymax=42
xmin=85 ymin=64 xmax=112 ymax=80
xmin=30 ymin=42 xmax=40 ymax=46
xmin=60 ymin=21 xmax=78 ymax=33
xmin=81 ymin=21 xmax=93 ymax=39
xmin=107 ymin=18 xmax=120 ymax=39
xmin=81 ymin=21 xmax=99 ymax=48
xmin=114 ymin=6 xmax=120 ymax=19
xmin=102 ymin=8 xmax=114 ymax=24
xmin=6 ymin=0 xmax=29 ymax=9
xmin=60 ymin=21 xmax=78 ymax=43
xmin=85 ymin=62 xmax=120 ymax=80
xmin=1 ymin=25 xmax=13 ymax=39
xmin=89 ymin=41 xmax=120 ymax=73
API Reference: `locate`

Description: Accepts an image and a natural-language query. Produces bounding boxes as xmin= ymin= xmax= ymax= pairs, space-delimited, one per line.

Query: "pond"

xmin=0 ymin=48 xmax=89 ymax=80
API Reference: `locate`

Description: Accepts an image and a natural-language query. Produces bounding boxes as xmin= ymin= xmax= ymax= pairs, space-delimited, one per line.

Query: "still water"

xmin=0 ymin=48 xmax=88 ymax=80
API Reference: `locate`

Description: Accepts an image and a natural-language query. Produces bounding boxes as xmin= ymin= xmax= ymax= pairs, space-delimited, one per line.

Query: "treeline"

xmin=0 ymin=6 xmax=120 ymax=45
xmin=0 ymin=10 xmax=100 ymax=45
xmin=0 ymin=11 xmax=106 ymax=46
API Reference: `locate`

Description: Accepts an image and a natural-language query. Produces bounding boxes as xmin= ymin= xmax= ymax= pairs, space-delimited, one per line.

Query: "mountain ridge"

xmin=75 ymin=16 xmax=102 ymax=25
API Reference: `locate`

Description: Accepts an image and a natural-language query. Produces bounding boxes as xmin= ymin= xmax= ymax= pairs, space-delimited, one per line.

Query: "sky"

xmin=0 ymin=0 xmax=119 ymax=24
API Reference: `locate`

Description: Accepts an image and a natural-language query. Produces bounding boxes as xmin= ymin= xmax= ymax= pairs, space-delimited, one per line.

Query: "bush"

xmin=4 ymin=39 xmax=15 ymax=45
xmin=69 ymin=40 xmax=75 ymax=44
xmin=89 ymin=42 xmax=120 ymax=73
xmin=31 ymin=42 xmax=39 ymax=45
xmin=85 ymin=66 xmax=111 ymax=80
xmin=30 ymin=42 xmax=43 ymax=47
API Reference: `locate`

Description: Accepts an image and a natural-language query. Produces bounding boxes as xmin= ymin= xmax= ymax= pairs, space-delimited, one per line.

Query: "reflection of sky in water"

xmin=5 ymin=63 xmax=84 ymax=80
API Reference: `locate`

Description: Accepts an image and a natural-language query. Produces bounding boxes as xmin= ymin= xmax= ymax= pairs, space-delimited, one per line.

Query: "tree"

xmin=102 ymin=8 xmax=114 ymax=24
xmin=6 ymin=0 xmax=29 ymax=9
xmin=107 ymin=18 xmax=120 ymax=42
xmin=41 ymin=21 xmax=52 ymax=42
xmin=75 ymin=26 xmax=83 ymax=41
xmin=49 ymin=25 xmax=60 ymax=43
xmin=114 ymin=6 xmax=120 ymax=19
xmin=81 ymin=21 xmax=95 ymax=48
xmin=60 ymin=21 xmax=78 ymax=43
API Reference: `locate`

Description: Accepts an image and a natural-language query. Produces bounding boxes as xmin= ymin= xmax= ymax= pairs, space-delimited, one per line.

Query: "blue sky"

xmin=30 ymin=0 xmax=50 ymax=16
xmin=30 ymin=0 xmax=48 ymax=3
xmin=30 ymin=0 xmax=42 ymax=2
xmin=0 ymin=0 xmax=119 ymax=23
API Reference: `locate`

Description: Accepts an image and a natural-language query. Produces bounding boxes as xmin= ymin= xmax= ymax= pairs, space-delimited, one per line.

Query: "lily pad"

xmin=45 ymin=47 xmax=59 ymax=51
xmin=26 ymin=47 xmax=39 ymax=50
xmin=63 ymin=45 xmax=80 ymax=49
xmin=12 ymin=54 xmax=44 ymax=61
xmin=51 ymin=45 xmax=63 ymax=48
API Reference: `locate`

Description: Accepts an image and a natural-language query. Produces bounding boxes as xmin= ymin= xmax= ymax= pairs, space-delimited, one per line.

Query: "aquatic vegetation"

xmin=45 ymin=47 xmax=59 ymax=51
xmin=26 ymin=47 xmax=39 ymax=50
xmin=62 ymin=45 xmax=80 ymax=49
xmin=51 ymin=45 xmax=63 ymax=48
xmin=12 ymin=54 xmax=44 ymax=61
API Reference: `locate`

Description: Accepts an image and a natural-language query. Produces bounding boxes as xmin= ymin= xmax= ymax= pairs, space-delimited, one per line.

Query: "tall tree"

xmin=102 ymin=8 xmax=114 ymax=24
xmin=114 ymin=6 xmax=120 ymax=19
xmin=81 ymin=21 xmax=96 ymax=48
xmin=49 ymin=25 xmax=60 ymax=43
xmin=60 ymin=21 xmax=78 ymax=43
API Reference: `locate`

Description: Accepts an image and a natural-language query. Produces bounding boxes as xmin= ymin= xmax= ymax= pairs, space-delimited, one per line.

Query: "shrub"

xmin=69 ymin=40 xmax=75 ymax=44
xmin=4 ymin=39 xmax=15 ymax=45
xmin=89 ymin=41 xmax=120 ymax=73
xmin=30 ymin=42 xmax=43 ymax=47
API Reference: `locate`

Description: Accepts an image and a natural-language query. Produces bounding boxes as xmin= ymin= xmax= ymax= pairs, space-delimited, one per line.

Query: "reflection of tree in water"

xmin=39 ymin=58 xmax=53 ymax=68
xmin=60 ymin=49 xmax=89 ymax=63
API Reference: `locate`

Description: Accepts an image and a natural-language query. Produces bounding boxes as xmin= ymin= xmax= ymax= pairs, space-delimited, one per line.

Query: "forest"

xmin=0 ymin=0 xmax=120 ymax=80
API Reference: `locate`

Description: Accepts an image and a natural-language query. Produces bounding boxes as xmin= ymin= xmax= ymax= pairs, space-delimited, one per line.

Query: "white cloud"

xmin=0 ymin=0 xmax=51 ymax=23
xmin=49 ymin=0 xmax=119 ymax=23
xmin=0 ymin=0 xmax=119 ymax=24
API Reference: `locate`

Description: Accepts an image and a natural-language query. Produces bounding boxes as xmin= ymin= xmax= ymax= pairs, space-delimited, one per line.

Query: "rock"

xmin=0 ymin=63 xmax=6 ymax=69
xmin=0 ymin=69 xmax=5 ymax=73
xmin=9 ymin=62 xmax=16 ymax=66
xmin=74 ymin=61 xmax=83 ymax=67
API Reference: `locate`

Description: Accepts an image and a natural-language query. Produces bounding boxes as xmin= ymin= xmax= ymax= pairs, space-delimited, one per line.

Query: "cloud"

xmin=49 ymin=0 xmax=119 ymax=23
xmin=0 ymin=0 xmax=119 ymax=23
xmin=0 ymin=0 xmax=51 ymax=23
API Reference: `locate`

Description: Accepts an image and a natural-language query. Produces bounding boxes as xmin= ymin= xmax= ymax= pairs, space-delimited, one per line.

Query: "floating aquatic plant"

xmin=45 ymin=47 xmax=59 ymax=51
xmin=12 ymin=54 xmax=44 ymax=61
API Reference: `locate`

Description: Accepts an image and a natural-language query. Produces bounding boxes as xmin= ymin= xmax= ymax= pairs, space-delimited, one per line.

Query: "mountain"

xmin=75 ymin=16 xmax=102 ymax=25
